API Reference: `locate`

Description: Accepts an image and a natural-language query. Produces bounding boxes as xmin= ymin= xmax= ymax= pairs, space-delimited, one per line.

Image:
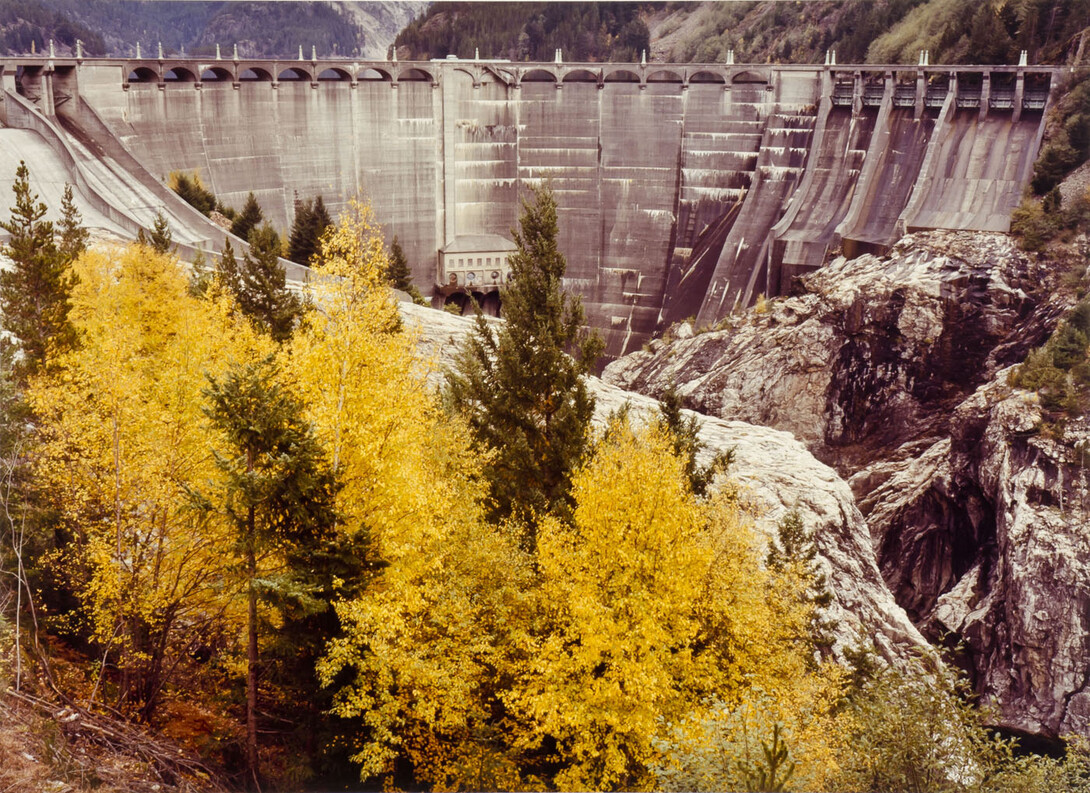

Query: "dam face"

xmin=2 ymin=57 xmax=1057 ymax=357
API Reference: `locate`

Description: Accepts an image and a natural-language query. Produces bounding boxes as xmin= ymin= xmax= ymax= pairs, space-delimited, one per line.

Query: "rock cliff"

xmin=863 ymin=373 xmax=1090 ymax=739
xmin=603 ymin=230 xmax=1090 ymax=741
xmin=604 ymin=231 xmax=1065 ymax=471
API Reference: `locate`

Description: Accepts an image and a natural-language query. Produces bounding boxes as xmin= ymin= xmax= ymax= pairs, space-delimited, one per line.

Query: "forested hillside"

xmin=0 ymin=0 xmax=105 ymax=56
xmin=393 ymin=2 xmax=650 ymax=62
xmin=0 ymin=0 xmax=410 ymax=58
xmin=4 ymin=0 xmax=1085 ymax=64
xmin=394 ymin=0 xmax=1087 ymax=65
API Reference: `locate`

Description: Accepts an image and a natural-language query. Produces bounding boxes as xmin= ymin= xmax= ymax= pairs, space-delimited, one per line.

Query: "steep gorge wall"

xmin=50 ymin=60 xmax=1054 ymax=357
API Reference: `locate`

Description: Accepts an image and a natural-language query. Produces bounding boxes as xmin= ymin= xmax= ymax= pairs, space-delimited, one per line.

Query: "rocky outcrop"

xmin=862 ymin=373 xmax=1090 ymax=739
xmin=604 ymin=231 xmax=1063 ymax=470
xmin=402 ymin=302 xmax=928 ymax=663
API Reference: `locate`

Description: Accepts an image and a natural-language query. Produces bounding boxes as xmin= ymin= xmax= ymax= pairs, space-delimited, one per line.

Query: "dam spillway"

xmin=0 ymin=57 xmax=1059 ymax=357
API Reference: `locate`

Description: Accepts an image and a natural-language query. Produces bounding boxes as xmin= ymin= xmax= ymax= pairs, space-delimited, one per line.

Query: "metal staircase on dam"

xmin=0 ymin=53 xmax=1066 ymax=355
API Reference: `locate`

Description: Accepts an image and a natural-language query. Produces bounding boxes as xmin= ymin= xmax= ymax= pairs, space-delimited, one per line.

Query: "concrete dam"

xmin=0 ymin=55 xmax=1058 ymax=357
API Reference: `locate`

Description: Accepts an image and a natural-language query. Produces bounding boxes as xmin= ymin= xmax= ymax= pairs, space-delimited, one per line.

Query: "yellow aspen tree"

xmin=505 ymin=419 xmax=849 ymax=791
xmin=30 ymin=242 xmax=270 ymax=718
xmin=299 ymin=204 xmax=535 ymax=790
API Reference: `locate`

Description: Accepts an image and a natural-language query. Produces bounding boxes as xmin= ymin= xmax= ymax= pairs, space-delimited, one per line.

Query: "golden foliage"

xmin=319 ymin=403 xmax=849 ymax=790
xmin=506 ymin=420 xmax=847 ymax=790
xmin=29 ymin=243 xmax=270 ymax=713
xmin=294 ymin=203 xmax=530 ymax=789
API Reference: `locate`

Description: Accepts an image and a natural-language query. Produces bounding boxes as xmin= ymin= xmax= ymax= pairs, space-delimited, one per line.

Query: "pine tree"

xmin=169 ymin=170 xmax=216 ymax=216
xmin=231 ymin=192 xmax=264 ymax=241
xmin=216 ymin=237 xmax=239 ymax=291
xmin=445 ymin=184 xmax=602 ymax=550
xmin=230 ymin=224 xmax=304 ymax=343
xmin=386 ymin=236 xmax=426 ymax=304
xmin=0 ymin=161 xmax=75 ymax=378
xmin=386 ymin=236 xmax=412 ymax=290
xmin=58 ymin=183 xmax=88 ymax=264
xmin=657 ymin=381 xmax=733 ymax=497
xmin=188 ymin=248 xmax=212 ymax=297
xmin=148 ymin=210 xmax=173 ymax=254
xmin=288 ymin=195 xmax=333 ymax=266
xmin=767 ymin=509 xmax=835 ymax=656
xmin=311 ymin=194 xmax=332 ymax=236
xmin=199 ymin=355 xmax=339 ymax=790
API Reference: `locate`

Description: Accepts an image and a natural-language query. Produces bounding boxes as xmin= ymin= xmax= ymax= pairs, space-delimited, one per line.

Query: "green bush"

xmin=1011 ymin=198 xmax=1057 ymax=251
xmin=168 ymin=170 xmax=216 ymax=217
xmin=1012 ymin=299 xmax=1090 ymax=419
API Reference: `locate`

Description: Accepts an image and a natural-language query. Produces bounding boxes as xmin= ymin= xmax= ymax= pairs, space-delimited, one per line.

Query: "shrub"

xmin=168 ymin=170 xmax=216 ymax=217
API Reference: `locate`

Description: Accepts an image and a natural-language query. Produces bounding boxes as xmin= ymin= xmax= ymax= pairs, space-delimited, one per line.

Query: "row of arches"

xmin=126 ymin=65 xmax=430 ymax=84
xmin=123 ymin=61 xmax=773 ymax=88
xmin=520 ymin=67 xmax=767 ymax=86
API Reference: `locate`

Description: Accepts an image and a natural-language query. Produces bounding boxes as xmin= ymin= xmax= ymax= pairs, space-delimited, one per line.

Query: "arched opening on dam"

xmin=358 ymin=67 xmax=392 ymax=82
xmin=862 ymin=72 xmax=886 ymax=107
xmin=397 ymin=68 xmax=433 ymax=83
xmin=604 ymin=69 xmax=640 ymax=83
xmin=201 ymin=67 xmax=233 ymax=83
xmin=731 ymin=70 xmax=768 ymax=84
xmin=832 ymin=73 xmax=855 ymax=106
xmin=318 ymin=68 xmax=351 ymax=82
xmin=127 ymin=67 xmax=158 ymax=84
xmin=647 ymin=70 xmax=683 ymax=83
xmin=562 ymin=69 xmax=598 ymax=84
xmin=277 ymin=67 xmax=309 ymax=81
xmin=444 ymin=292 xmax=501 ymax=317
xmin=689 ymin=71 xmax=725 ymax=84
xmin=164 ymin=67 xmax=197 ymax=83
xmin=239 ymin=68 xmax=273 ymax=82
xmin=521 ymin=69 xmax=556 ymax=83
xmin=893 ymin=74 xmax=916 ymax=107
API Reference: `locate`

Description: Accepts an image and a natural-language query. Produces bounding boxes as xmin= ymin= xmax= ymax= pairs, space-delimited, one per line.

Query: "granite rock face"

xmin=603 ymin=231 xmax=1090 ymax=740
xmin=402 ymin=302 xmax=928 ymax=663
xmin=862 ymin=374 xmax=1090 ymax=739
xmin=603 ymin=231 xmax=1062 ymax=469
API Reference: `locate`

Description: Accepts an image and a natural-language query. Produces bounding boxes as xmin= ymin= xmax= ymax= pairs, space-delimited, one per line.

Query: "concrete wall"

xmin=37 ymin=59 xmax=1055 ymax=356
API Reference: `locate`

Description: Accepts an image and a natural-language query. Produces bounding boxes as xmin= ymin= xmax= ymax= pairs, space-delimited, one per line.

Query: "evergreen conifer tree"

xmin=216 ymin=237 xmax=240 ymax=292
xmin=657 ymin=382 xmax=733 ymax=497
xmin=288 ymin=197 xmax=313 ymax=265
xmin=188 ymin=248 xmax=212 ymax=297
xmin=58 ymin=183 xmax=89 ymax=263
xmin=288 ymin=195 xmax=332 ymax=266
xmin=198 ymin=355 xmax=339 ymax=790
xmin=386 ymin=236 xmax=426 ymax=303
xmin=148 ymin=210 xmax=174 ymax=254
xmin=386 ymin=236 xmax=413 ymax=290
xmin=446 ymin=184 xmax=601 ymax=551
xmin=231 ymin=192 xmax=264 ymax=240
xmin=311 ymin=194 xmax=332 ymax=236
xmin=0 ymin=161 xmax=75 ymax=377
xmin=767 ymin=509 xmax=836 ymax=656
xmin=230 ymin=224 xmax=304 ymax=343
xmin=170 ymin=170 xmax=217 ymax=216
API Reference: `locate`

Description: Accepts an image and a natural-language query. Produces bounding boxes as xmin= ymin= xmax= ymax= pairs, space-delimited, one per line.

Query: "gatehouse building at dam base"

xmin=0 ymin=54 xmax=1060 ymax=357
